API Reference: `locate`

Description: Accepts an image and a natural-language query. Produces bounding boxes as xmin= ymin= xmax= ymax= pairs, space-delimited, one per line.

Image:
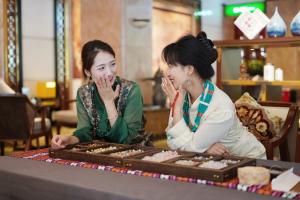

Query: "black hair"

xmin=81 ymin=40 xmax=115 ymax=79
xmin=161 ymin=31 xmax=217 ymax=80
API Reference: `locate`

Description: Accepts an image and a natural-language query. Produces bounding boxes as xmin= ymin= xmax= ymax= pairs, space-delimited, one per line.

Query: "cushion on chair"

xmin=33 ymin=117 xmax=51 ymax=134
xmin=0 ymin=79 xmax=15 ymax=94
xmin=262 ymin=106 xmax=287 ymax=132
xmin=235 ymin=93 xmax=281 ymax=141
xmin=52 ymin=110 xmax=77 ymax=124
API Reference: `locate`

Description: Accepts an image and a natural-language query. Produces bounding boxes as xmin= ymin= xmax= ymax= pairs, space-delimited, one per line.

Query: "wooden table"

xmin=0 ymin=156 xmax=299 ymax=200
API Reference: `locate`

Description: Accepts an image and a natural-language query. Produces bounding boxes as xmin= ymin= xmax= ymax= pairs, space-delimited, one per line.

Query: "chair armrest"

xmin=67 ymin=99 xmax=76 ymax=104
xmin=264 ymin=104 xmax=298 ymax=147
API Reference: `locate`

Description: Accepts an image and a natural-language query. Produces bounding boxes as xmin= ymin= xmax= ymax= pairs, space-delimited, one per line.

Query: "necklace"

xmin=183 ymin=80 xmax=214 ymax=132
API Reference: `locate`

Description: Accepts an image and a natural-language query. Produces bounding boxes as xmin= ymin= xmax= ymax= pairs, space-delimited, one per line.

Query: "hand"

xmin=173 ymin=85 xmax=185 ymax=109
xmin=161 ymin=75 xmax=177 ymax=104
xmin=51 ymin=135 xmax=71 ymax=149
xmin=95 ymin=75 xmax=120 ymax=103
xmin=170 ymin=86 xmax=185 ymax=125
xmin=51 ymin=135 xmax=79 ymax=150
xmin=205 ymin=143 xmax=230 ymax=156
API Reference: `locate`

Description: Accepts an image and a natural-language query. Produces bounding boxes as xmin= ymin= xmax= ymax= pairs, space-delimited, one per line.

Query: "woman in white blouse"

xmin=161 ymin=32 xmax=266 ymax=159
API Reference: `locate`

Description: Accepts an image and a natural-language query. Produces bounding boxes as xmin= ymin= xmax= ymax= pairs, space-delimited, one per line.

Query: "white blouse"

xmin=166 ymin=84 xmax=266 ymax=159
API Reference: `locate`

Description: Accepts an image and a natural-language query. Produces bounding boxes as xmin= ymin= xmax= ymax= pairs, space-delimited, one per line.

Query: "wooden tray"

xmin=49 ymin=141 xmax=256 ymax=182
xmin=49 ymin=141 xmax=156 ymax=167
xmin=124 ymin=152 xmax=256 ymax=182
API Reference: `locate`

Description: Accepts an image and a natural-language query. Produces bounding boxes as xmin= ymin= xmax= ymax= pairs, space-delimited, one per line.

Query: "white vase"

xmin=275 ymin=68 xmax=283 ymax=81
xmin=266 ymin=7 xmax=287 ymax=37
xmin=291 ymin=11 xmax=300 ymax=36
xmin=263 ymin=63 xmax=275 ymax=81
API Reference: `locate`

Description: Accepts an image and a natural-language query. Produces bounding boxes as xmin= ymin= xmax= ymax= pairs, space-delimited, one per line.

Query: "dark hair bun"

xmin=196 ymin=31 xmax=207 ymax=40
xmin=209 ymin=49 xmax=218 ymax=65
xmin=196 ymin=31 xmax=218 ymax=64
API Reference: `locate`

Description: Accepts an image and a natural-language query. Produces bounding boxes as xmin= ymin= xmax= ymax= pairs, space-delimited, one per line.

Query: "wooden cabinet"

xmin=214 ymin=37 xmax=300 ymax=101
xmin=143 ymin=107 xmax=169 ymax=135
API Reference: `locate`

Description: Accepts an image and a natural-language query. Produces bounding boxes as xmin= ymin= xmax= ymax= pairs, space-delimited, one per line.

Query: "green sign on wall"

xmin=224 ymin=2 xmax=265 ymax=17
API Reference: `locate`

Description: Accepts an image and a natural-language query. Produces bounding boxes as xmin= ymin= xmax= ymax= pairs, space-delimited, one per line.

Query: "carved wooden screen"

xmin=55 ymin=0 xmax=69 ymax=109
xmin=3 ymin=0 xmax=22 ymax=92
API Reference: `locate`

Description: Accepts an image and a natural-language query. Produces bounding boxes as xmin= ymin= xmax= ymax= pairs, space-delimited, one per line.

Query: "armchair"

xmin=0 ymin=94 xmax=52 ymax=155
xmin=51 ymin=100 xmax=77 ymax=135
xmin=236 ymin=101 xmax=299 ymax=161
xmin=259 ymin=101 xmax=299 ymax=162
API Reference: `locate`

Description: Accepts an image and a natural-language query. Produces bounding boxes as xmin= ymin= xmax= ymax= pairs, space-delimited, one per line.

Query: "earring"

xmin=185 ymin=79 xmax=192 ymax=85
xmin=87 ymin=75 xmax=92 ymax=84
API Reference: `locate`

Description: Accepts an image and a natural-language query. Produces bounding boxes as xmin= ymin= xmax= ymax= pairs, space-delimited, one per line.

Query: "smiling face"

xmin=166 ymin=63 xmax=190 ymax=89
xmin=85 ymin=51 xmax=117 ymax=84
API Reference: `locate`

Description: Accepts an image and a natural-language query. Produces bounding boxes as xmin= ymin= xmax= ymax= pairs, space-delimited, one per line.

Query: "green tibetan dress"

xmin=73 ymin=76 xmax=143 ymax=144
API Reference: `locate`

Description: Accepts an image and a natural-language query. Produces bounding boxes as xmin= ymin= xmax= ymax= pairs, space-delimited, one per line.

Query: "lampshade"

xmin=36 ymin=81 xmax=56 ymax=98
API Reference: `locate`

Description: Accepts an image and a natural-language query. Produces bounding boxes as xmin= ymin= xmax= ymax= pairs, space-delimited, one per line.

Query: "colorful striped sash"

xmin=183 ymin=80 xmax=214 ymax=132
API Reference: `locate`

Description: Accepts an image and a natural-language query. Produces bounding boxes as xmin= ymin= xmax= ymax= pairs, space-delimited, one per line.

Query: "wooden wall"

xmin=0 ymin=1 xmax=4 ymax=78
xmin=80 ymin=0 xmax=122 ymax=75
xmin=152 ymin=1 xmax=197 ymax=73
xmin=71 ymin=0 xmax=81 ymax=79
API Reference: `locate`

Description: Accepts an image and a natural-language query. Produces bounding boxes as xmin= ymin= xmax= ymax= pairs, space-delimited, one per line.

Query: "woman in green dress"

xmin=51 ymin=40 xmax=144 ymax=149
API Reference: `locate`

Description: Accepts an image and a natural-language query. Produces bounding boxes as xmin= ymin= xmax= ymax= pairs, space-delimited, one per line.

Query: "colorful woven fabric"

xmin=10 ymin=149 xmax=300 ymax=199
xmin=183 ymin=80 xmax=214 ymax=132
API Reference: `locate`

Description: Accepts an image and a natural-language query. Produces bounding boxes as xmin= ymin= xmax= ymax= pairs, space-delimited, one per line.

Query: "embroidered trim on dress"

xmin=78 ymin=78 xmax=135 ymax=137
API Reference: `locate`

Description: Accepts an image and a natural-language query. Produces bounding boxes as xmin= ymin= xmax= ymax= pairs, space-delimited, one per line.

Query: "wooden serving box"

xmin=49 ymin=141 xmax=156 ymax=167
xmin=49 ymin=141 xmax=256 ymax=182
xmin=124 ymin=152 xmax=256 ymax=182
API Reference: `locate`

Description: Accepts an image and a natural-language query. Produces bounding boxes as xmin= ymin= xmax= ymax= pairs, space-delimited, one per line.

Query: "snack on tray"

xmin=86 ymin=146 xmax=117 ymax=153
xmin=174 ymin=160 xmax=199 ymax=166
xmin=75 ymin=143 xmax=101 ymax=148
xmin=142 ymin=151 xmax=180 ymax=162
xmin=238 ymin=166 xmax=270 ymax=185
xmin=110 ymin=149 xmax=144 ymax=157
xmin=193 ymin=155 xmax=214 ymax=161
xmin=220 ymin=159 xmax=240 ymax=165
xmin=198 ymin=160 xmax=228 ymax=169
xmin=70 ymin=147 xmax=82 ymax=151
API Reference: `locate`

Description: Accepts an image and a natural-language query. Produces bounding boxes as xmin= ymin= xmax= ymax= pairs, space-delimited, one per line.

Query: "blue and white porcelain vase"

xmin=266 ymin=7 xmax=287 ymax=37
xmin=290 ymin=11 xmax=300 ymax=36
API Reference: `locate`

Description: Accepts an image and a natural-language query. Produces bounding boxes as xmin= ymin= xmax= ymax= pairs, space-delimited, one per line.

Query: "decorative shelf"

xmin=214 ymin=37 xmax=300 ymax=48
xmin=222 ymin=80 xmax=300 ymax=87
xmin=215 ymin=37 xmax=300 ymax=101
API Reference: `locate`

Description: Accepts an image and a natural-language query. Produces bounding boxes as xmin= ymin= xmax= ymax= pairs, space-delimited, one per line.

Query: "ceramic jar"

xmin=291 ymin=11 xmax=300 ymax=36
xmin=266 ymin=7 xmax=287 ymax=37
